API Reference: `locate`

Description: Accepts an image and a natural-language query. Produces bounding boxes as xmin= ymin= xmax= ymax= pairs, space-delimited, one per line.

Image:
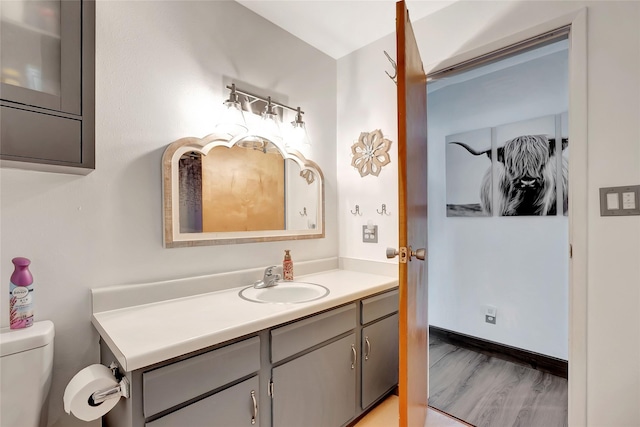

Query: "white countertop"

xmin=92 ymin=269 xmax=398 ymax=372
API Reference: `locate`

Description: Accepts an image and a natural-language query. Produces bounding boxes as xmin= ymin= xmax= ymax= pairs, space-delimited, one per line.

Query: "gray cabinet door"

xmin=0 ymin=0 xmax=81 ymax=113
xmin=272 ymin=334 xmax=356 ymax=427
xmin=0 ymin=0 xmax=94 ymax=170
xmin=145 ymin=376 xmax=260 ymax=427
xmin=361 ymin=313 xmax=399 ymax=409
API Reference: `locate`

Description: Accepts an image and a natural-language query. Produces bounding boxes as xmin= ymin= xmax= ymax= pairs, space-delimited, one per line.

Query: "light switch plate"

xmin=600 ymin=185 xmax=640 ymax=216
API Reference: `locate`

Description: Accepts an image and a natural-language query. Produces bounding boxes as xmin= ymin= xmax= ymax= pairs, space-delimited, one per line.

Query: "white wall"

xmin=337 ymin=1 xmax=639 ymax=425
xmin=428 ymin=51 xmax=569 ymax=359
xmin=0 ymin=2 xmax=337 ymax=426
xmin=337 ymin=34 xmax=399 ymax=263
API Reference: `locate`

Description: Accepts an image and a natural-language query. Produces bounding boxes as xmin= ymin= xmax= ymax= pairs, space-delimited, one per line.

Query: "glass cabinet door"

xmin=0 ymin=0 xmax=81 ymax=115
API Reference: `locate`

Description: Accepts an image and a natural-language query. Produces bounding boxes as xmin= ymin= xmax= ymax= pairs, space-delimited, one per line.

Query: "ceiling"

xmin=235 ymin=1 xmax=457 ymax=59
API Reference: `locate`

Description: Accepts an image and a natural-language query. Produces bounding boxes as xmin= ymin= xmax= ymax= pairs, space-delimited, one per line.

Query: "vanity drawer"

xmin=146 ymin=375 xmax=260 ymax=427
xmin=361 ymin=289 xmax=398 ymax=324
xmin=143 ymin=336 xmax=260 ymax=418
xmin=271 ymin=303 xmax=356 ymax=363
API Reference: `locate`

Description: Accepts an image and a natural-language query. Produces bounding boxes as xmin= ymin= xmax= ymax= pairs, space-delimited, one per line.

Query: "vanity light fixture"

xmin=219 ymin=85 xmax=311 ymax=150
xmin=287 ymin=107 xmax=312 ymax=148
xmin=217 ymin=83 xmax=248 ymax=136
xmin=260 ymin=97 xmax=283 ymax=141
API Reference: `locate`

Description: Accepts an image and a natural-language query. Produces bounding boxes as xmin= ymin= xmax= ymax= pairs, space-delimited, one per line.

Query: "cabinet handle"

xmin=365 ymin=337 xmax=371 ymax=361
xmin=250 ymin=390 xmax=257 ymax=425
xmin=351 ymin=344 xmax=356 ymax=369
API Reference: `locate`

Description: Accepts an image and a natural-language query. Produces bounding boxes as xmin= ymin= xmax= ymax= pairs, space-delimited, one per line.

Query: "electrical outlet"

xmin=485 ymin=305 xmax=497 ymax=325
xmin=362 ymin=225 xmax=378 ymax=243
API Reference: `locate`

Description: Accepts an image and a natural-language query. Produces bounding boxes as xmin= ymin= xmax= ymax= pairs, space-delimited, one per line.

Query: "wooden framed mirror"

xmin=162 ymin=132 xmax=324 ymax=247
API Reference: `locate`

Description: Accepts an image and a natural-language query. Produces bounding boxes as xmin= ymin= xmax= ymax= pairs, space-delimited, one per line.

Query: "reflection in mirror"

xmin=163 ymin=133 xmax=324 ymax=247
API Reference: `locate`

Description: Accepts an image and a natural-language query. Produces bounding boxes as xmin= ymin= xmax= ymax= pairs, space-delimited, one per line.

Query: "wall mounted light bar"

xmin=219 ymin=84 xmax=311 ymax=149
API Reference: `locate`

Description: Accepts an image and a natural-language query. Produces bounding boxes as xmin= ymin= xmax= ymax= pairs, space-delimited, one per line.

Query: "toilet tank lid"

xmin=0 ymin=321 xmax=55 ymax=357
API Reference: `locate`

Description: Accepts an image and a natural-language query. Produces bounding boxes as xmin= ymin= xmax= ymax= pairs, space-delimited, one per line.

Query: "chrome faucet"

xmin=253 ymin=265 xmax=282 ymax=289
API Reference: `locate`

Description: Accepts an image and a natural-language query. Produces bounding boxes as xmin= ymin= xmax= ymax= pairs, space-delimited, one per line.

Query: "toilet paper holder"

xmin=88 ymin=362 xmax=130 ymax=406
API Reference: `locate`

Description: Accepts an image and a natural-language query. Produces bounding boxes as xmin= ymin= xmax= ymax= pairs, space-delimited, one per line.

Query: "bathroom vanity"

xmin=92 ymin=265 xmax=398 ymax=427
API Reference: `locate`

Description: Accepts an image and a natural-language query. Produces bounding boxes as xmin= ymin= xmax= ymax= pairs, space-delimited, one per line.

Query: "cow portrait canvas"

xmin=446 ymin=114 xmax=568 ymax=217
xmin=445 ymin=128 xmax=492 ymax=217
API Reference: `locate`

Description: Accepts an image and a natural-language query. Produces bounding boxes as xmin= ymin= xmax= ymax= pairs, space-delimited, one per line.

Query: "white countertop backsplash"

xmin=91 ymin=258 xmax=398 ymax=372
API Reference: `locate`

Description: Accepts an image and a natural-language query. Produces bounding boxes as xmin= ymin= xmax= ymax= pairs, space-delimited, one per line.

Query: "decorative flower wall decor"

xmin=350 ymin=129 xmax=392 ymax=177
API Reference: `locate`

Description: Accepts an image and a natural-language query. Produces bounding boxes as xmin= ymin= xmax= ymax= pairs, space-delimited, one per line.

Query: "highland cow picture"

xmin=445 ymin=128 xmax=492 ymax=217
xmin=446 ymin=114 xmax=568 ymax=217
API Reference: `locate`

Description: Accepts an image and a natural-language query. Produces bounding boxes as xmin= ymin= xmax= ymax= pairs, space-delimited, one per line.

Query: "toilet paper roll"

xmin=63 ymin=364 xmax=121 ymax=421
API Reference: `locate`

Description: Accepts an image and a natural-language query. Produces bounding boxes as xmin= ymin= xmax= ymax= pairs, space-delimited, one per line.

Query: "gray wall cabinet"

xmin=100 ymin=288 xmax=398 ymax=427
xmin=0 ymin=0 xmax=95 ymax=173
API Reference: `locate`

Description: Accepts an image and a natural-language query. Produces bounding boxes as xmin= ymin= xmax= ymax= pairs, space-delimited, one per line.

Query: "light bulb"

xmin=285 ymin=107 xmax=311 ymax=148
xmin=260 ymin=97 xmax=282 ymax=141
xmin=216 ymin=104 xmax=247 ymax=136
xmin=216 ymin=84 xmax=247 ymax=136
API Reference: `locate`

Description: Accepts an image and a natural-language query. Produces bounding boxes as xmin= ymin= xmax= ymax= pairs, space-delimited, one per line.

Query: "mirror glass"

xmin=163 ymin=133 xmax=324 ymax=247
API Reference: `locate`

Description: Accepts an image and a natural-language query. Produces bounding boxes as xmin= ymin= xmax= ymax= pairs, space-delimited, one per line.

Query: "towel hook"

xmin=350 ymin=205 xmax=361 ymax=216
xmin=299 ymin=207 xmax=307 ymax=216
xmin=377 ymin=204 xmax=390 ymax=215
xmin=383 ymin=51 xmax=397 ymax=85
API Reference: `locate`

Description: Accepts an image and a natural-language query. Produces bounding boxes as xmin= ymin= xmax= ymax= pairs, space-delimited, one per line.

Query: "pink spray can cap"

xmin=11 ymin=257 xmax=33 ymax=286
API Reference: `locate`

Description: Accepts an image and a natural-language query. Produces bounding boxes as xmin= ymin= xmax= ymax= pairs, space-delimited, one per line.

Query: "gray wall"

xmin=0 ymin=2 xmax=337 ymax=426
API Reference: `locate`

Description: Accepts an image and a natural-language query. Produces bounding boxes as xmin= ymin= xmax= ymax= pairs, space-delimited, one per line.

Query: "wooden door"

xmin=396 ymin=1 xmax=429 ymax=426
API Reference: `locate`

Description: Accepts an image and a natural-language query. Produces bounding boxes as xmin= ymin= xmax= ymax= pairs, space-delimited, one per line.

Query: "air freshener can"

xmin=10 ymin=257 xmax=34 ymax=329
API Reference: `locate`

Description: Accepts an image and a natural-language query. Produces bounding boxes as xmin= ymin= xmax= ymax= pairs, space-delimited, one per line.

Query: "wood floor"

xmin=429 ymin=336 xmax=568 ymax=427
xmin=354 ymin=395 xmax=471 ymax=427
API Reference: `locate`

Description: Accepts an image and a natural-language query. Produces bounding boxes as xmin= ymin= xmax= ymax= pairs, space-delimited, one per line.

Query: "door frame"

xmin=423 ymin=8 xmax=588 ymax=426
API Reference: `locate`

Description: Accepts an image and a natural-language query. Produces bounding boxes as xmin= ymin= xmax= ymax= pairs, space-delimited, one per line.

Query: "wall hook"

xmin=350 ymin=205 xmax=361 ymax=215
xmin=299 ymin=207 xmax=307 ymax=216
xmin=377 ymin=204 xmax=390 ymax=215
xmin=383 ymin=51 xmax=397 ymax=85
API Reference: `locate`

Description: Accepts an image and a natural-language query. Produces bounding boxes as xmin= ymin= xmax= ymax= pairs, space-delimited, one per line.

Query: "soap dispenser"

xmin=283 ymin=250 xmax=294 ymax=281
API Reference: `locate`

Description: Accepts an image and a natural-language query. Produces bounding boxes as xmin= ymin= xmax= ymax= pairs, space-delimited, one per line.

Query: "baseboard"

xmin=429 ymin=325 xmax=568 ymax=379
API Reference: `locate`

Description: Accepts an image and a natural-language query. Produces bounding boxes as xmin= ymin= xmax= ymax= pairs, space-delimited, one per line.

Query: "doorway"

xmin=426 ymin=33 xmax=570 ymax=426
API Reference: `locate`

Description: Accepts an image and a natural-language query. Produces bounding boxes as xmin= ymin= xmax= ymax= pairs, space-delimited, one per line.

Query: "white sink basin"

xmin=239 ymin=281 xmax=330 ymax=304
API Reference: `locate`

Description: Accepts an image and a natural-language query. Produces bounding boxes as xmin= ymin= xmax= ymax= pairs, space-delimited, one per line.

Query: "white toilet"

xmin=0 ymin=320 xmax=55 ymax=427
